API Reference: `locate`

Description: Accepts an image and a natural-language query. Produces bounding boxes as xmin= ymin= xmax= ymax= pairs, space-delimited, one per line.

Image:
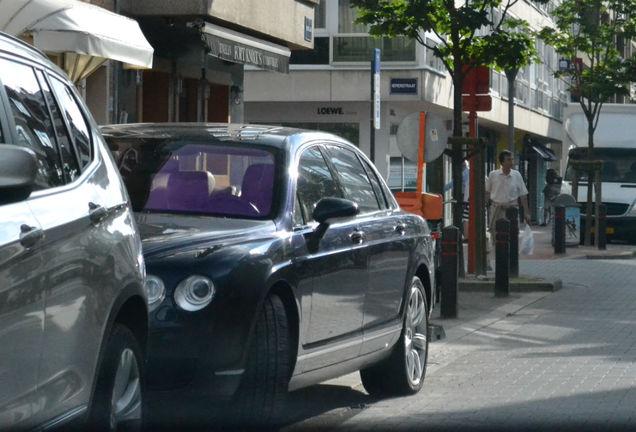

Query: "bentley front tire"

xmin=233 ymin=293 xmax=291 ymax=426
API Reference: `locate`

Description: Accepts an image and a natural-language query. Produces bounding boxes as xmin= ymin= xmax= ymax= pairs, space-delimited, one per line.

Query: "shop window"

xmin=278 ymin=122 xmax=360 ymax=147
xmin=388 ymin=156 xmax=417 ymax=191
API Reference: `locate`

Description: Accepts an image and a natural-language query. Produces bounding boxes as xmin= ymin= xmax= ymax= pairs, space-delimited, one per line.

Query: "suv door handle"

xmin=88 ymin=202 xmax=108 ymax=224
xmin=349 ymin=230 xmax=365 ymax=244
xmin=394 ymin=224 xmax=406 ymax=235
xmin=20 ymin=224 xmax=43 ymax=248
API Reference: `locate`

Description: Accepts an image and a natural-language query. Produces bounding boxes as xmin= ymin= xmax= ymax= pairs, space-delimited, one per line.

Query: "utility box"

xmin=551 ymin=194 xmax=580 ymax=246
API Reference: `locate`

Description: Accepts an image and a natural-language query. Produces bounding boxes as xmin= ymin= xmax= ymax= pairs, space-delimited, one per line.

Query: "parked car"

xmin=0 ymin=32 xmax=147 ymax=431
xmin=102 ymin=123 xmax=436 ymax=426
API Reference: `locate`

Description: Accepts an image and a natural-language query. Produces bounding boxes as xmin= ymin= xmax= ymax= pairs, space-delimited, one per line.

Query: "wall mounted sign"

xmin=390 ymin=78 xmax=417 ymax=94
xmin=201 ymin=23 xmax=290 ymax=74
xmin=304 ymin=17 xmax=312 ymax=42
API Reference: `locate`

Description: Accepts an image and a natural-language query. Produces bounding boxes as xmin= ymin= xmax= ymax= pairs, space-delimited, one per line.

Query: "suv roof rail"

xmin=0 ymin=30 xmax=49 ymax=61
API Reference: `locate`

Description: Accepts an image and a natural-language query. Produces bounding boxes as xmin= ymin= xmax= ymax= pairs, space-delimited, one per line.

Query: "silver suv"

xmin=0 ymin=32 xmax=147 ymax=430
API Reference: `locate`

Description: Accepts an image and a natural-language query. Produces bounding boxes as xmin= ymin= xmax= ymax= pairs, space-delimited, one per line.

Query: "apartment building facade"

xmin=243 ymin=0 xmax=569 ymax=223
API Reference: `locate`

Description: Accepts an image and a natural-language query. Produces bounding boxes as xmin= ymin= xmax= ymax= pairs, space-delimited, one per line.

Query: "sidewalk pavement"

xmin=311 ymin=224 xmax=636 ymax=393
xmin=458 ymin=223 xmax=636 ymax=293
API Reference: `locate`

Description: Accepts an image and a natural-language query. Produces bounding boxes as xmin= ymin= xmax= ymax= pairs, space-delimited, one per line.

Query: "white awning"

xmin=0 ymin=0 xmax=153 ymax=74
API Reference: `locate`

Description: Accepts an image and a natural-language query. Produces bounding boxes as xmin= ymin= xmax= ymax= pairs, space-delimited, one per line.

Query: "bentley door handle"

xmin=20 ymin=224 xmax=43 ymax=248
xmin=88 ymin=202 xmax=108 ymax=224
xmin=394 ymin=224 xmax=406 ymax=235
xmin=349 ymin=230 xmax=365 ymax=244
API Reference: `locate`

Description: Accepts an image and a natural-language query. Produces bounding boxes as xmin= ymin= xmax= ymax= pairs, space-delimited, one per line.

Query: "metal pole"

xmin=506 ymin=207 xmax=519 ymax=278
xmin=554 ymin=206 xmax=566 ymax=254
xmin=598 ymin=203 xmax=607 ymax=250
xmin=441 ymin=226 xmax=459 ymax=319
xmin=468 ymin=112 xmax=477 ymax=274
xmin=594 ymin=166 xmax=602 ymax=248
xmin=369 ymin=61 xmax=375 ymax=163
xmin=495 ymin=218 xmax=510 ymax=297
xmin=475 ymin=140 xmax=487 ymax=275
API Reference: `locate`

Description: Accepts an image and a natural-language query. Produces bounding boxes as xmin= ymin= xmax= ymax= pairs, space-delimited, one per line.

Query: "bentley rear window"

xmin=111 ymin=140 xmax=277 ymax=218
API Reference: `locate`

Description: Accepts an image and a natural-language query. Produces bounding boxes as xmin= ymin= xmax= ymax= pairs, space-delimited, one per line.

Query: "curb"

xmin=583 ymin=250 xmax=636 ymax=260
xmin=458 ymin=276 xmax=562 ymax=292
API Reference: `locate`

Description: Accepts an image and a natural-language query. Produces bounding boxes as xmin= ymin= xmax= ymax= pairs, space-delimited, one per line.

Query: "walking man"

xmin=486 ymin=150 xmax=530 ymax=245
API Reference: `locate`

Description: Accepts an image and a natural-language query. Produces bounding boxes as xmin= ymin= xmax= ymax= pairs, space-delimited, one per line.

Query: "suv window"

xmin=326 ymin=145 xmax=380 ymax=213
xmin=36 ymin=71 xmax=81 ymax=182
xmin=49 ymin=76 xmax=91 ymax=168
xmin=0 ymin=58 xmax=64 ymax=189
xmin=296 ymin=146 xmax=342 ymax=223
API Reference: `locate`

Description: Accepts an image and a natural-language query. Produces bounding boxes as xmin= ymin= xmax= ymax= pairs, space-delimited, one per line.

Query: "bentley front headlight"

xmin=145 ymin=275 xmax=166 ymax=311
xmin=174 ymin=275 xmax=216 ymax=311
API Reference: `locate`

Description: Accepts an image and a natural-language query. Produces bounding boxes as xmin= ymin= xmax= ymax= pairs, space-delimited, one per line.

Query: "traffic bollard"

xmin=505 ymin=207 xmax=519 ymax=278
xmin=441 ymin=226 xmax=459 ymax=319
xmin=554 ymin=206 xmax=566 ymax=254
xmin=598 ymin=204 xmax=607 ymax=250
xmin=495 ymin=218 xmax=510 ymax=297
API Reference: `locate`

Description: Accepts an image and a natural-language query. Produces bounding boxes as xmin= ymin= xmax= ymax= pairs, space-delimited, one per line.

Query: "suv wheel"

xmin=360 ymin=276 xmax=429 ymax=396
xmin=89 ymin=324 xmax=144 ymax=432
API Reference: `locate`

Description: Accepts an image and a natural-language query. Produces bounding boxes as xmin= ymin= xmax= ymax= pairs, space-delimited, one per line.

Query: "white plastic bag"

xmin=520 ymin=224 xmax=534 ymax=255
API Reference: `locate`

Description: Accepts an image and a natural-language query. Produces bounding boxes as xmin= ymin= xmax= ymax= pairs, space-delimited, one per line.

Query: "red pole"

xmin=468 ymin=110 xmax=477 ymax=274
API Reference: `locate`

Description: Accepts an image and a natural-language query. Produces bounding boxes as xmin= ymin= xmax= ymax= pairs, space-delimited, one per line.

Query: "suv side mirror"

xmin=0 ymin=145 xmax=37 ymax=205
xmin=313 ymin=197 xmax=359 ymax=224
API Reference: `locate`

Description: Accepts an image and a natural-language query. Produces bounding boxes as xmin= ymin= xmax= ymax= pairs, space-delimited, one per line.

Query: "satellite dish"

xmin=396 ymin=112 xmax=448 ymax=162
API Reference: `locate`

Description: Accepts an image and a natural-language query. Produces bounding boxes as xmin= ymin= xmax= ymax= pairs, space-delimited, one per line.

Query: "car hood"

xmin=135 ymin=213 xmax=278 ymax=257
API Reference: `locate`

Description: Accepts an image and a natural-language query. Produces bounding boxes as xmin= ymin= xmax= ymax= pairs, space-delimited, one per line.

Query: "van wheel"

xmin=233 ymin=294 xmax=290 ymax=426
xmin=89 ymin=324 xmax=144 ymax=432
xmin=360 ymin=276 xmax=429 ymax=397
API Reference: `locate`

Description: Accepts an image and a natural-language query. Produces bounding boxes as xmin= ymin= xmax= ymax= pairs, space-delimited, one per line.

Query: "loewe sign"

xmin=317 ymin=107 xmax=344 ymax=115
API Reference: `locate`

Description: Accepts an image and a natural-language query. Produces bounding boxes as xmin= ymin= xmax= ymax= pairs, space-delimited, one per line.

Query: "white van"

xmin=561 ymin=104 xmax=636 ymax=242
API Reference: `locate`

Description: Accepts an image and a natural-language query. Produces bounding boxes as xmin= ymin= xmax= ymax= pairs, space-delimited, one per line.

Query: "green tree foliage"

xmin=351 ymin=0 xmax=540 ymax=229
xmin=538 ymin=0 xmax=636 ymax=245
xmin=539 ymin=0 xmax=635 ymax=145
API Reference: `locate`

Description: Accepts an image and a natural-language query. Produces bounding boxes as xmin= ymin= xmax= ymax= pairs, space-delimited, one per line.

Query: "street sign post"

xmin=370 ymin=48 xmax=380 ymax=162
xmin=462 ymin=64 xmax=491 ymax=276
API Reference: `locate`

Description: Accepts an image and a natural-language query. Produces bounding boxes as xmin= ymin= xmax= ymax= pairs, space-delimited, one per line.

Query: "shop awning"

xmin=0 ymin=0 xmax=153 ymax=81
xmin=531 ymin=144 xmax=558 ymax=161
xmin=201 ymin=22 xmax=290 ymax=74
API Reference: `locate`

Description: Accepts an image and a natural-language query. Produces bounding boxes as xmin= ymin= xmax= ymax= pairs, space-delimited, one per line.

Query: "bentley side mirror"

xmin=312 ymin=197 xmax=359 ymax=225
xmin=306 ymin=198 xmax=359 ymax=253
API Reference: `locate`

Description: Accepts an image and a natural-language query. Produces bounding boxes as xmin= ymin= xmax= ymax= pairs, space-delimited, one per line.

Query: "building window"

xmin=388 ymin=156 xmax=417 ymax=191
xmin=338 ymin=0 xmax=369 ymax=33
xmin=425 ymin=38 xmax=445 ymax=72
xmin=291 ymin=37 xmax=330 ymax=64
xmin=333 ymin=35 xmax=415 ymax=62
xmin=278 ymin=122 xmax=360 ymax=147
xmin=315 ymin=1 xmax=326 ymax=29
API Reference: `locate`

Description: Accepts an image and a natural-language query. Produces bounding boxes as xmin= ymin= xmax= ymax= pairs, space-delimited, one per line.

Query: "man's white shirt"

xmin=486 ymin=169 xmax=528 ymax=203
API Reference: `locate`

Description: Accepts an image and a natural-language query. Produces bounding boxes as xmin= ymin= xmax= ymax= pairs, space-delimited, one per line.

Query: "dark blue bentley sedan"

xmin=102 ymin=123 xmax=436 ymax=426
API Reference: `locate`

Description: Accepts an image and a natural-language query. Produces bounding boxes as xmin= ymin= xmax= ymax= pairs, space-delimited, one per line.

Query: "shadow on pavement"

xmin=144 ymin=382 xmax=371 ymax=431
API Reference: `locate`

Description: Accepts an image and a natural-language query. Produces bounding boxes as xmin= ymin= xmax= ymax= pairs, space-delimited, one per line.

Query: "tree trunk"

xmin=584 ymin=116 xmax=595 ymax=246
xmin=452 ymin=75 xmax=464 ymax=232
xmin=505 ymin=69 xmax=519 ymax=153
xmin=452 ymin=63 xmax=465 ymax=277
